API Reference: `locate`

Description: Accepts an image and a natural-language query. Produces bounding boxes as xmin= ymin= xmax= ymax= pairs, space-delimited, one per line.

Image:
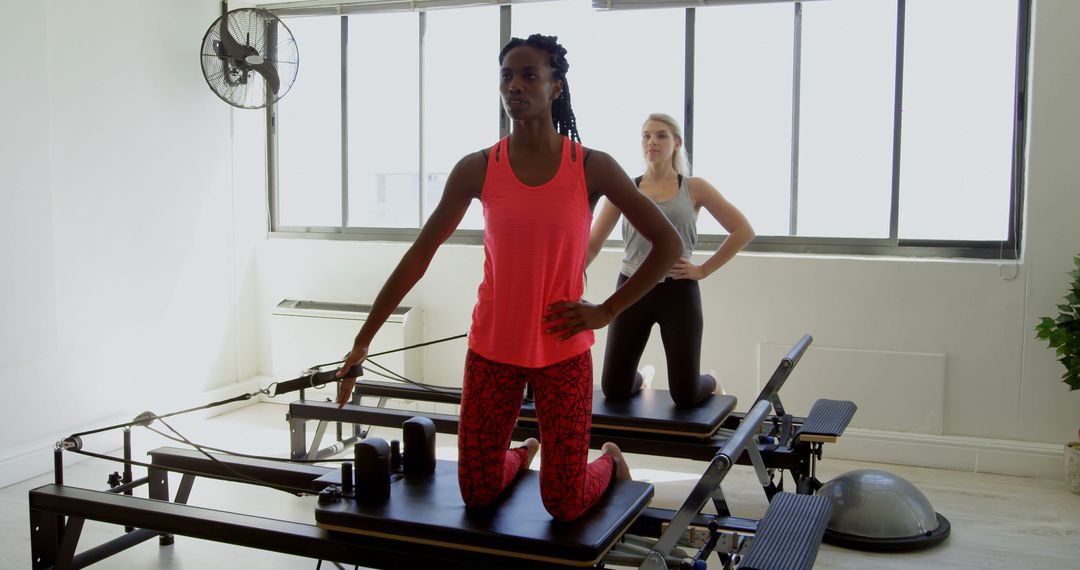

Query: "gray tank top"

xmin=621 ymin=175 xmax=697 ymax=280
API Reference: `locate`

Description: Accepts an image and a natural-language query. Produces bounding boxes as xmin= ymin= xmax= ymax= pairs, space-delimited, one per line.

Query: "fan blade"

xmin=218 ymin=12 xmax=258 ymax=61
xmin=250 ymin=60 xmax=281 ymax=96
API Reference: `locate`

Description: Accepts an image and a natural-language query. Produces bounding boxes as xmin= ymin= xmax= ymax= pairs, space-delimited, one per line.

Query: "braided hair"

xmin=498 ymin=34 xmax=580 ymax=143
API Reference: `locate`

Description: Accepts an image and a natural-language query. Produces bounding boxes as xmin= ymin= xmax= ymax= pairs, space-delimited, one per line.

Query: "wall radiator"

xmin=271 ymin=299 xmax=423 ymax=400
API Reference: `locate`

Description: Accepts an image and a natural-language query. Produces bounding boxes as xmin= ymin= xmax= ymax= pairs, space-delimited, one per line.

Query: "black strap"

xmin=633 ymin=174 xmax=682 ymax=188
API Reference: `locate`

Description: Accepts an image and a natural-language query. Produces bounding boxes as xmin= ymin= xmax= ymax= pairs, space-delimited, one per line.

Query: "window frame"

xmin=266 ymin=0 xmax=1032 ymax=260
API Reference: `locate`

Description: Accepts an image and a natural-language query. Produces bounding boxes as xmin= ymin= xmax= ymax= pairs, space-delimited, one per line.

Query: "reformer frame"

xmin=29 ymin=390 xmax=831 ymax=570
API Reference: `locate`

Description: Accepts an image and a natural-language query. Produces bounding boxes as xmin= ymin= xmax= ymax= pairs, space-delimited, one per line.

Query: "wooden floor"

xmin=5 ymin=401 xmax=1079 ymax=569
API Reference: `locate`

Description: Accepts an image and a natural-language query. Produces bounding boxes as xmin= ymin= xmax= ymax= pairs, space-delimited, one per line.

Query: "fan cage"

xmin=200 ymin=8 xmax=299 ymax=109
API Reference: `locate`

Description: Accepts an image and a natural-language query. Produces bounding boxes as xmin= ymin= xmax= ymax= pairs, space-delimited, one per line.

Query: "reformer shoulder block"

xmin=521 ymin=388 xmax=738 ymax=438
xmin=797 ymin=399 xmax=857 ymax=443
xmin=739 ymin=492 xmax=832 ymax=570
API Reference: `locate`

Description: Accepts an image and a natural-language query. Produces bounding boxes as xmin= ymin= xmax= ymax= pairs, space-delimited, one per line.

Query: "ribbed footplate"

xmin=798 ymin=399 xmax=857 ymax=438
xmin=740 ymin=492 xmax=832 ymax=570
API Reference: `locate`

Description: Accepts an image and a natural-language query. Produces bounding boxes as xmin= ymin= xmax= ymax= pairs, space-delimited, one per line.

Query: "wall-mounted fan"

xmin=200 ymin=2 xmax=298 ymax=109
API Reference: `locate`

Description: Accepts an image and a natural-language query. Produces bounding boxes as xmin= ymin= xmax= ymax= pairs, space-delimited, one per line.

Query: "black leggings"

xmin=601 ymin=273 xmax=715 ymax=407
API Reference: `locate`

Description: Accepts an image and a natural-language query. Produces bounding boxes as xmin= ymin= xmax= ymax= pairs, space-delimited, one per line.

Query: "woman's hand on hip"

xmin=543 ymin=300 xmax=614 ymax=341
xmin=672 ymin=257 xmax=707 ymax=281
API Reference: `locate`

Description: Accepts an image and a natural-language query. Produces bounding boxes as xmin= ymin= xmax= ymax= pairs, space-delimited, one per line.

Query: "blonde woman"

xmin=586 ymin=113 xmax=754 ymax=407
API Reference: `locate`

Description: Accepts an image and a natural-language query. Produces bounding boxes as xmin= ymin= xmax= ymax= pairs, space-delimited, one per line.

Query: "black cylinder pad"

xmin=390 ymin=439 xmax=402 ymax=470
xmin=340 ymin=462 xmax=353 ymax=495
xmin=402 ymin=416 xmax=436 ymax=476
xmin=353 ymin=438 xmax=391 ymax=502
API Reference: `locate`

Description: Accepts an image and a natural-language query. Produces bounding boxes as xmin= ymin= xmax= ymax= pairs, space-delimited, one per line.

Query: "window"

xmin=797 ymin=0 xmax=896 ymax=239
xmin=347 ymin=12 xmax=419 ymax=229
xmin=422 ymin=6 xmax=500 ymax=229
xmin=276 ymin=16 xmax=341 ymax=228
xmin=693 ymin=4 xmax=793 ymax=237
xmin=269 ymin=0 xmax=1029 ymax=258
xmin=899 ymin=0 xmax=1020 ymax=241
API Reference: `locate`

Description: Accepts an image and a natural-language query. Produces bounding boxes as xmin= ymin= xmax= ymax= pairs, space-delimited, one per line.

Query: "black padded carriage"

xmin=520 ymin=387 xmax=738 ymax=438
xmin=314 ymin=460 xmax=654 ymax=567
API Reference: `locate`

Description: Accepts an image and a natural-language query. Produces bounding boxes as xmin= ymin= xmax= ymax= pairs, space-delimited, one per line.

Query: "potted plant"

xmin=1035 ymin=253 xmax=1080 ymax=493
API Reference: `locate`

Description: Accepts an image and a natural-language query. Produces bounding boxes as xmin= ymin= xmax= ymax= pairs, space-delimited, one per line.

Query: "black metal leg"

xmin=289 ymin=414 xmax=307 ymax=460
xmin=158 ymin=473 xmax=196 ymax=546
xmin=148 ymin=466 xmax=170 ymax=501
xmin=123 ymin=429 xmax=134 ymax=533
xmin=711 ymin=489 xmax=732 ymax=518
xmin=55 ymin=516 xmax=85 ymax=569
xmin=148 ymin=466 xmax=176 ymax=545
xmin=29 ymin=508 xmax=60 ymax=570
xmin=355 ymin=393 xmax=381 ymax=440
xmin=175 ymin=473 xmax=195 ymax=504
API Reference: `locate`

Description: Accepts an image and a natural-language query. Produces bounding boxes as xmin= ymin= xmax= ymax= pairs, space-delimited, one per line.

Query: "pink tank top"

xmin=468 ymin=136 xmax=595 ymax=367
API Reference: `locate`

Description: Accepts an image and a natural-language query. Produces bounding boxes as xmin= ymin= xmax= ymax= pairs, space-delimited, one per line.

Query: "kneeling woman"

xmin=336 ymin=36 xmax=681 ymax=521
xmin=587 ymin=113 xmax=754 ymax=408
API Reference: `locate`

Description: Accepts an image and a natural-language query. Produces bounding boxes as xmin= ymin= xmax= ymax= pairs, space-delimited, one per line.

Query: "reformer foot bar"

xmin=29 ymin=392 xmax=832 ymax=569
xmin=627 ymin=400 xmax=834 ymax=570
xmin=287 ymin=334 xmax=857 ymax=496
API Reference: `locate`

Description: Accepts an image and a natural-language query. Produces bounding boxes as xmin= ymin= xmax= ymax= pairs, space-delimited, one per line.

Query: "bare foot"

xmin=602 ymin=442 xmax=632 ymax=480
xmin=522 ymin=438 xmax=540 ymax=470
xmin=706 ymin=369 xmax=725 ymax=396
xmin=638 ymin=364 xmax=655 ymax=391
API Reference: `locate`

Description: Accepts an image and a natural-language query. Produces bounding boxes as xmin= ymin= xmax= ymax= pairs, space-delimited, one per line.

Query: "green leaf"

xmin=1039 ymin=254 xmax=1080 ymax=392
xmin=1066 ymin=375 xmax=1080 ymax=391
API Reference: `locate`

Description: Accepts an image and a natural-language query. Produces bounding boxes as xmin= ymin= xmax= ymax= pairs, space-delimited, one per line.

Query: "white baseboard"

xmin=829 ymin=428 xmax=1066 ymax=480
xmin=0 ymin=377 xmax=272 ymax=489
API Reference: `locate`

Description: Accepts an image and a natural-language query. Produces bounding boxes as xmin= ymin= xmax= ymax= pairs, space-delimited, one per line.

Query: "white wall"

xmin=0 ymin=0 xmax=263 ymax=486
xmin=252 ymin=0 xmax=1080 ymax=479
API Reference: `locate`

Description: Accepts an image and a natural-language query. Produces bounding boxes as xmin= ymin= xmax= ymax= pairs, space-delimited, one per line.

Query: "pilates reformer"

xmin=285 ymin=334 xmax=857 ymax=499
xmin=29 ymin=388 xmax=834 ymax=569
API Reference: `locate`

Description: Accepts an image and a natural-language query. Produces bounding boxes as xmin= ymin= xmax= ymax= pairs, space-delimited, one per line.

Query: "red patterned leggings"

xmin=458 ymin=349 xmax=614 ymax=521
